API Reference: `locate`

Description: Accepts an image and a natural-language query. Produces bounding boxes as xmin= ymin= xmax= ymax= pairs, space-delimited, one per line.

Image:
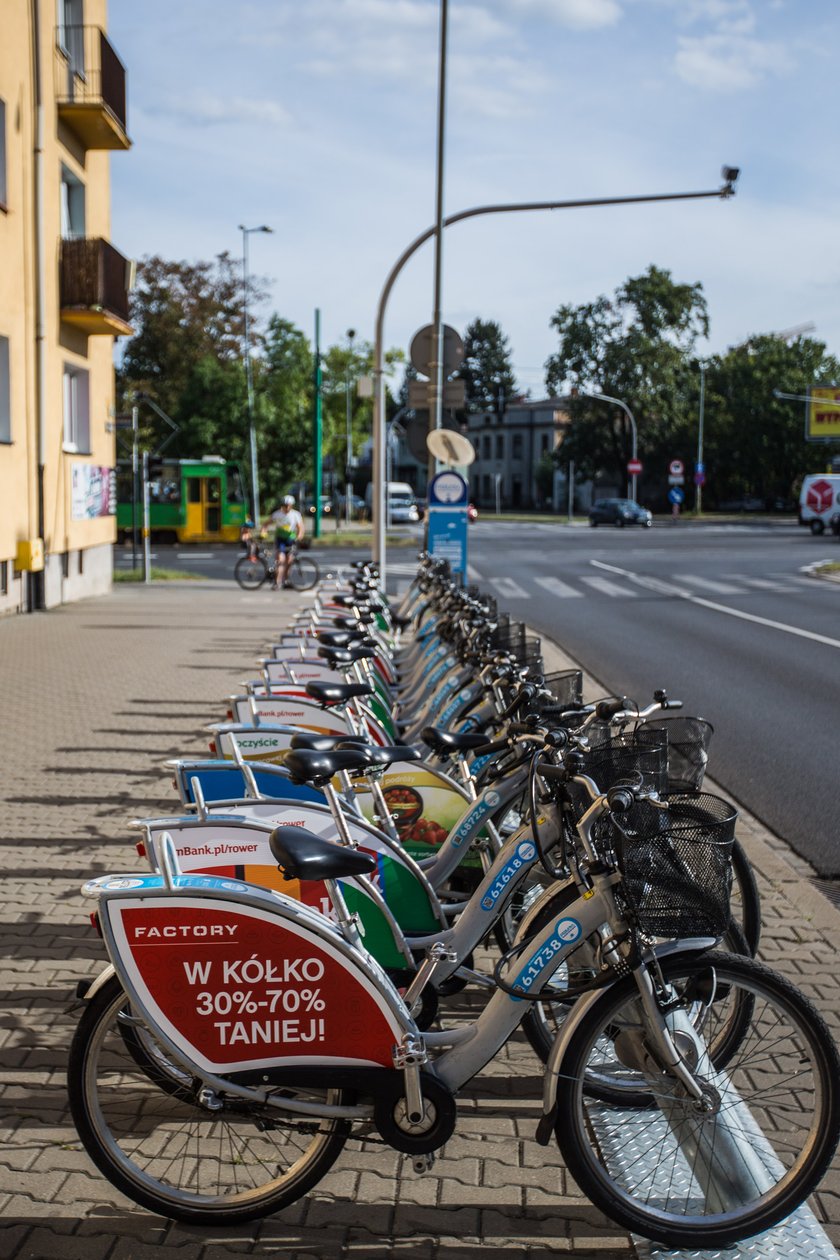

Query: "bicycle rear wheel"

xmin=289 ymin=554 xmax=320 ymax=591
xmin=68 ymin=976 xmax=349 ymax=1224
xmin=554 ymin=952 xmax=840 ymax=1249
xmin=234 ymin=553 xmax=269 ymax=591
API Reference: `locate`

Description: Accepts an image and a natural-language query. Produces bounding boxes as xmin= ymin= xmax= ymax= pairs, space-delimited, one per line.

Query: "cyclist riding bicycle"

xmin=270 ymin=495 xmax=305 ymax=589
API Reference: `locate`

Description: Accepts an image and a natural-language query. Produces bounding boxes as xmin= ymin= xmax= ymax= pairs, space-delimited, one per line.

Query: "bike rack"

xmin=588 ymin=1105 xmax=839 ymax=1260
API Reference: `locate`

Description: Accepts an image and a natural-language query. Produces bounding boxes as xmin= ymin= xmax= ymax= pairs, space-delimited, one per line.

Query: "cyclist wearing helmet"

xmin=270 ymin=495 xmax=305 ymax=589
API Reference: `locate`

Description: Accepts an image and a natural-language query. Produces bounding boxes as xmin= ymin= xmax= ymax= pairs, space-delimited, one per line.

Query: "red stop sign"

xmin=807 ymin=479 xmax=834 ymax=513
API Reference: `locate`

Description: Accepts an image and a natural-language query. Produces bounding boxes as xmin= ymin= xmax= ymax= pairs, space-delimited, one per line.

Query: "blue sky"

xmin=109 ymin=0 xmax=840 ymax=397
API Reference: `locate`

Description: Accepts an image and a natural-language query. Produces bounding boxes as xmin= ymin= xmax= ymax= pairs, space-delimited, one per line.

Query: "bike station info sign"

xmin=426 ymin=470 xmax=468 ymax=581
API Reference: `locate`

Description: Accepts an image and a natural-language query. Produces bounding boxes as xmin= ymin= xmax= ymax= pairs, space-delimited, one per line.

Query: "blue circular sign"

xmin=668 ymin=487 xmax=685 ymax=505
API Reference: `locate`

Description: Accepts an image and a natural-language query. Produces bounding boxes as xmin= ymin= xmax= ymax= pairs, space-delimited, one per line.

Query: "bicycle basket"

xmin=581 ymin=727 xmax=669 ymax=797
xmin=541 ymin=670 xmax=583 ymax=710
xmin=611 ymin=792 xmax=737 ymax=939
xmin=638 ymin=716 xmax=714 ymax=794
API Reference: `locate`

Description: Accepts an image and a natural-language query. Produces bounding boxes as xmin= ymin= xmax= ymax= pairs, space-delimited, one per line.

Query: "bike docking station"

xmin=424 ymin=429 xmax=474 ymax=584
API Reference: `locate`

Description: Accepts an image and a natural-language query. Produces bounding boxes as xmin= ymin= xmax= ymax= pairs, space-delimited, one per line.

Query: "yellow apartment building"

xmin=0 ymin=0 xmax=130 ymax=613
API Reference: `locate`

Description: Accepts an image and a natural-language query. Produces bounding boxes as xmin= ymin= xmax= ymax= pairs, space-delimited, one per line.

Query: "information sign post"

xmin=426 ymin=470 xmax=468 ymax=582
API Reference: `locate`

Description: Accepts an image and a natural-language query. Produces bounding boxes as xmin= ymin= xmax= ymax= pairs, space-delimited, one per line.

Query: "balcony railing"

xmin=55 ymin=26 xmax=130 ymax=150
xmin=60 ymin=238 xmax=133 ymax=337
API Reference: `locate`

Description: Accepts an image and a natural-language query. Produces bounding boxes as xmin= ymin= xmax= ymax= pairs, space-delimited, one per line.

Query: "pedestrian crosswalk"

xmin=474 ymin=570 xmax=834 ymax=602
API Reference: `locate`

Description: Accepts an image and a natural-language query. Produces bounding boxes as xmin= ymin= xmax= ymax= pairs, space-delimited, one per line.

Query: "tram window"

xmin=227 ymin=466 xmax=246 ymax=504
xmin=187 ymin=478 xmax=202 ymax=504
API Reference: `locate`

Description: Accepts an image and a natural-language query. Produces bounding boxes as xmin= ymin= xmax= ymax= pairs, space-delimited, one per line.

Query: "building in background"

xmin=0 ymin=0 xmax=131 ymax=614
xmin=465 ymin=399 xmax=571 ymax=510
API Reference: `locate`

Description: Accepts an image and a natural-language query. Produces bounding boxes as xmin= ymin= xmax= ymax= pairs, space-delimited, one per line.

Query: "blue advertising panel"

xmin=427 ymin=471 xmax=468 ymax=580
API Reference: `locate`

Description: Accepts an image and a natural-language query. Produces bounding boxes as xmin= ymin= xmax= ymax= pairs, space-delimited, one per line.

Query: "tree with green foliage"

xmin=457 ymin=318 xmax=517 ymax=414
xmin=544 ymin=266 xmax=709 ymax=490
xmin=255 ymin=316 xmax=314 ymax=509
xmin=699 ymin=335 xmax=840 ymax=507
xmin=117 ymin=252 xmax=266 ymax=462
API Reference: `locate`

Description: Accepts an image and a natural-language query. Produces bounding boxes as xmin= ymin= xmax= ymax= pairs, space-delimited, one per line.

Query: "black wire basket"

xmin=581 ymin=727 xmax=670 ymax=797
xmin=638 ymin=716 xmax=714 ymax=793
xmin=610 ymin=792 xmax=737 ymax=939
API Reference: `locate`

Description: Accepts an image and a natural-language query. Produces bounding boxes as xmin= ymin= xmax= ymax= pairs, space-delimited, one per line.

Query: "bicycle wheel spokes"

xmin=234 ymin=554 xmax=269 ymax=591
xmin=289 ymin=555 xmax=319 ymax=591
xmin=69 ymin=982 xmax=347 ymax=1223
xmin=556 ymin=953 xmax=840 ymax=1248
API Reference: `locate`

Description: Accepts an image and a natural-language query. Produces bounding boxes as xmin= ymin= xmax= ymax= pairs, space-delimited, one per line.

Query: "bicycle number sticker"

xmin=106 ymin=896 xmax=404 ymax=1073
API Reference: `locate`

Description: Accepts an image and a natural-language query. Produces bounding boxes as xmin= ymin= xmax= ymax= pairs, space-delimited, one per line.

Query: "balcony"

xmin=60 ymin=238 xmax=133 ymax=336
xmin=55 ymin=26 xmax=130 ymax=150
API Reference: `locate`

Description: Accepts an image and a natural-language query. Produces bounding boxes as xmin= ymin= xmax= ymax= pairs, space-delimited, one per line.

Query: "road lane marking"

xmin=581 ymin=575 xmax=637 ymax=598
xmin=177 ymin=552 xmax=214 ymax=560
xmin=743 ymin=577 xmax=793 ymax=591
xmin=489 ymin=577 xmax=529 ymax=598
xmin=591 ymin=559 xmax=840 ymax=651
xmin=673 ymin=574 xmax=741 ymax=595
xmin=535 ymin=576 xmax=583 ymax=599
xmin=467 ymin=564 xmax=483 ymax=581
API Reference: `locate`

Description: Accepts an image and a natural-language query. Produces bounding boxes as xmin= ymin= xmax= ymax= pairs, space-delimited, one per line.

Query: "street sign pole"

xmin=429 ymin=0 xmax=449 ymax=493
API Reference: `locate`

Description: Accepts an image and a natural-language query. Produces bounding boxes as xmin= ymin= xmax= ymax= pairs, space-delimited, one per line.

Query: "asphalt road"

xmin=467 ymin=520 xmax=840 ymax=878
xmin=115 ymin=522 xmax=840 ymax=876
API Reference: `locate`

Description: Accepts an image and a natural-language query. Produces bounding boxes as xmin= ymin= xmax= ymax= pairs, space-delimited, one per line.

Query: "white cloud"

xmin=155 ymin=94 xmax=292 ymax=129
xmin=674 ymin=33 xmax=790 ymax=91
xmin=499 ymin=0 xmax=622 ymax=29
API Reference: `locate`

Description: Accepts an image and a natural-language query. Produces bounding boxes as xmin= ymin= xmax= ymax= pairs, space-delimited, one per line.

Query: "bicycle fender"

xmin=540 ymin=936 xmax=718 ymax=1122
xmin=80 ymin=962 xmax=117 ymax=1002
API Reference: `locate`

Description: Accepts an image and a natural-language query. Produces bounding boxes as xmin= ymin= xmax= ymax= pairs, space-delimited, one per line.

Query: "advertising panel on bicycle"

xmin=105 ymin=897 xmax=405 ymax=1073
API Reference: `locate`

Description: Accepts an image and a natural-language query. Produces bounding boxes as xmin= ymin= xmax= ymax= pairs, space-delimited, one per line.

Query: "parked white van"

xmin=364 ymin=482 xmax=419 ymax=523
xmin=798 ymin=475 xmax=840 ymax=535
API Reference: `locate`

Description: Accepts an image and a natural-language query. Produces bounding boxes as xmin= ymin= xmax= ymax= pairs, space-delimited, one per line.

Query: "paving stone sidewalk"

xmin=0 ymin=579 xmax=838 ymax=1260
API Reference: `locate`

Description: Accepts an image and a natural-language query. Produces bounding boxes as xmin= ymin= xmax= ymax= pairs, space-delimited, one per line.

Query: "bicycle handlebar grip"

xmin=535 ymin=762 xmax=567 ymax=784
xmin=595 ymin=697 xmax=628 ymax=720
xmin=663 ymin=699 xmax=684 ymax=710
xmin=606 ymin=786 xmax=634 ymax=813
xmin=499 ymin=683 xmax=535 ymax=722
xmin=470 ymin=738 xmax=509 ymax=758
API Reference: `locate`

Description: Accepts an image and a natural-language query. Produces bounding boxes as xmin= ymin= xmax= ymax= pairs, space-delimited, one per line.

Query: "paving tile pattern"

xmin=0 ymin=580 xmax=837 ymax=1259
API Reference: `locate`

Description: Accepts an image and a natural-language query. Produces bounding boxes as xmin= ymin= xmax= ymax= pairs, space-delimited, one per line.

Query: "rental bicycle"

xmin=234 ymin=544 xmax=319 ymax=592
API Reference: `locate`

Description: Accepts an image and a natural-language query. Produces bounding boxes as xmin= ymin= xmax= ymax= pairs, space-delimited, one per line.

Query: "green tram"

xmin=116 ymin=457 xmax=249 ymax=544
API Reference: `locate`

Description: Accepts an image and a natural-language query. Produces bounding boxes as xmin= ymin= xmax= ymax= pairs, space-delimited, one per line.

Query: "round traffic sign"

xmin=694 ymin=471 xmax=706 ymax=487
xmin=669 ymin=459 xmax=685 ymax=477
xmin=668 ymin=486 xmax=685 ymax=505
xmin=627 ymin=458 xmax=643 ymax=476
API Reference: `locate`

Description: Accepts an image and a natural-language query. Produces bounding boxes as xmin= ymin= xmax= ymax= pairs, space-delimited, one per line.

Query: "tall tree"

xmin=700 ymin=335 xmax=840 ymax=506
xmin=257 ymin=316 xmax=314 ymax=509
xmin=117 ymin=252 xmax=266 ymax=459
xmin=457 ymin=319 xmax=517 ymax=414
xmin=544 ymin=266 xmax=709 ymax=487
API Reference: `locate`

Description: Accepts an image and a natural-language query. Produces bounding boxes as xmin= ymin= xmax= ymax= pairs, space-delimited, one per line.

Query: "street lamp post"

xmin=239 ymin=223 xmax=272 ymax=528
xmin=372 ymin=172 xmax=738 ymax=586
xmin=580 ymin=391 xmax=638 ymax=501
xmin=345 ymin=328 xmax=356 ymax=527
xmin=696 ymin=361 xmax=706 ymax=514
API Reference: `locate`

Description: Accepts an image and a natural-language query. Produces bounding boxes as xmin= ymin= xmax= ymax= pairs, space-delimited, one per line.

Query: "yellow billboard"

xmin=807 ymin=386 xmax=840 ymax=441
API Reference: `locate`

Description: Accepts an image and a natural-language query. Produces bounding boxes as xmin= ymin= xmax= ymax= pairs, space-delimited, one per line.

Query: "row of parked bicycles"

xmin=68 ymin=554 xmax=840 ymax=1248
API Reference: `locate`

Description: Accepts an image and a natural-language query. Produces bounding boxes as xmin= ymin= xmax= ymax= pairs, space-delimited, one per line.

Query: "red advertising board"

xmin=109 ymin=898 xmax=405 ymax=1073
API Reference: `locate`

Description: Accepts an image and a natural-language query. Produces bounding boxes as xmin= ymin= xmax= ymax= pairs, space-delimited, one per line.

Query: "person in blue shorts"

xmin=270 ymin=495 xmax=305 ymax=589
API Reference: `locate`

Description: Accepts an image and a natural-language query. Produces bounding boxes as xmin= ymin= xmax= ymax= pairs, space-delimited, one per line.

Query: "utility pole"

xmin=428 ymin=0 xmax=449 ymax=491
xmin=345 ymin=328 xmax=356 ymax=526
xmin=313 ymin=308 xmax=323 ymax=539
xmin=239 ymin=223 xmax=272 ymax=527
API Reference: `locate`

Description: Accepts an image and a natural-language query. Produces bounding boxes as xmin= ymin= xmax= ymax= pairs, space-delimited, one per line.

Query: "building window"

xmin=58 ymin=0 xmax=85 ymax=75
xmin=495 ymin=434 xmax=504 ymax=459
xmin=512 ymin=433 xmax=523 ymax=459
xmin=0 ymin=560 xmax=7 ymax=595
xmin=0 ymin=336 xmax=10 ymax=442
xmin=482 ymin=434 xmax=491 ymax=460
xmin=482 ymin=474 xmax=491 ymax=500
xmin=0 ymin=98 xmax=7 ymax=211
xmin=63 ymin=364 xmax=90 ymax=451
xmin=541 ymin=433 xmax=550 ymax=454
xmin=60 ymin=164 xmax=86 ymax=239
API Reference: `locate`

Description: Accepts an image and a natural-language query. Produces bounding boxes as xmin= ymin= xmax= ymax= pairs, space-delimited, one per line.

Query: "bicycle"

xmin=68 ymin=775 xmax=840 ymax=1246
xmin=234 ymin=543 xmax=319 ymax=592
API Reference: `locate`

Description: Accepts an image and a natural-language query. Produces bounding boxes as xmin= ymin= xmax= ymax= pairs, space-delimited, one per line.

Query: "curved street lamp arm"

xmin=372 ymin=179 xmax=738 ymax=576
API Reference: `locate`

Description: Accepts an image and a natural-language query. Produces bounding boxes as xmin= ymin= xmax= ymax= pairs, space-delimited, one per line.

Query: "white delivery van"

xmin=798 ymin=475 xmax=840 ymax=535
xmin=364 ymin=482 xmax=419 ymax=523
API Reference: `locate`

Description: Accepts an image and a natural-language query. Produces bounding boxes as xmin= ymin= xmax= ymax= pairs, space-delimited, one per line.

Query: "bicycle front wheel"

xmin=288 ymin=554 xmax=320 ymax=591
xmin=554 ymin=951 xmax=840 ymax=1249
xmin=68 ymin=976 xmax=349 ymax=1224
xmin=234 ymin=553 xmax=269 ymax=591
